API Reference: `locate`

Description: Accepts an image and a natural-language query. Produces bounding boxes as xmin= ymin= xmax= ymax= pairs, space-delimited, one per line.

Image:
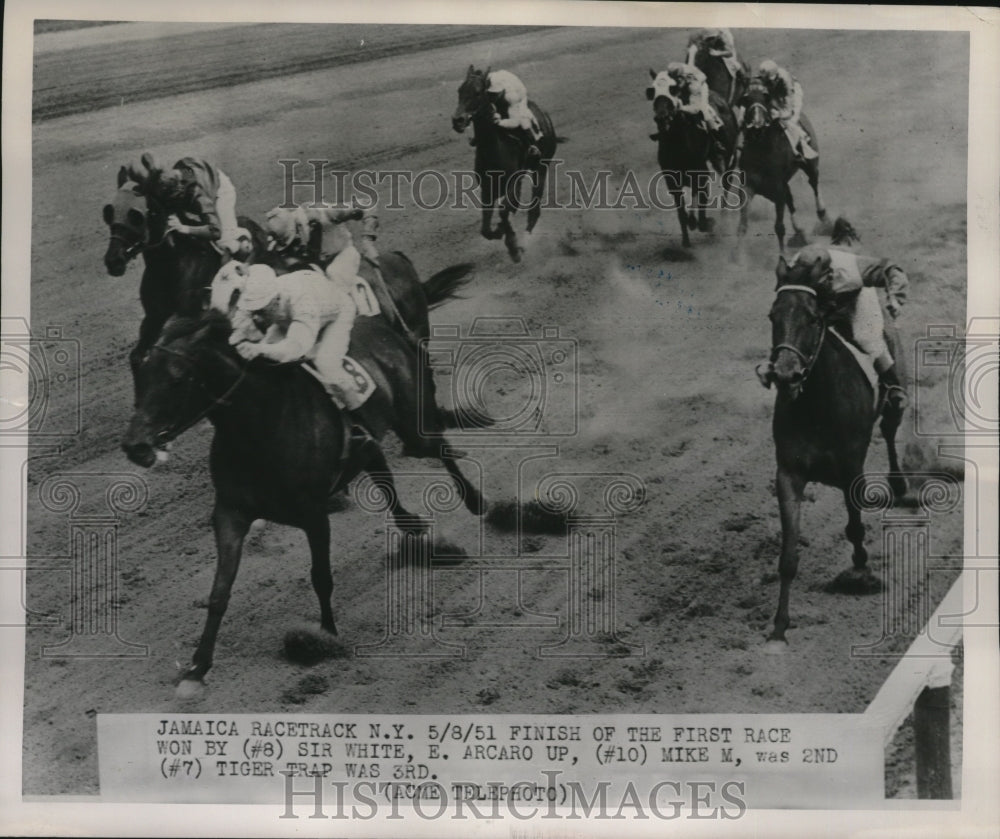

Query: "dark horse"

xmin=760 ymin=255 xmax=907 ymax=651
xmin=737 ymin=81 xmax=830 ymax=253
xmin=686 ymin=37 xmax=750 ymax=109
xmin=122 ymin=310 xmax=486 ymax=698
xmin=451 ymin=66 xmax=557 ymax=263
xmin=647 ymin=71 xmax=738 ymax=248
xmin=102 ymin=166 xmax=268 ymax=393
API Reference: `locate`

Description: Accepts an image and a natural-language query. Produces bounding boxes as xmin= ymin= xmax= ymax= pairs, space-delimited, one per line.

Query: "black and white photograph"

xmin=2 ymin=1 xmax=998 ymax=835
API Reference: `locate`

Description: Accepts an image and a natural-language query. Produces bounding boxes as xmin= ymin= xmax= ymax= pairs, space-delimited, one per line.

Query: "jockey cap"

xmin=264 ymin=206 xmax=309 ymax=250
xmin=792 ymin=244 xmax=833 ymax=281
xmin=758 ymin=59 xmax=779 ymax=77
xmin=239 ymin=264 xmax=280 ymax=311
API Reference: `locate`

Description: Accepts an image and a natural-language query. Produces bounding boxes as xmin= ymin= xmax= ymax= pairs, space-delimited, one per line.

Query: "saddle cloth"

xmin=302 ymin=355 xmax=376 ymax=411
xmin=349 ymin=274 xmax=381 ymax=318
xmin=828 ymin=327 xmax=879 ymax=411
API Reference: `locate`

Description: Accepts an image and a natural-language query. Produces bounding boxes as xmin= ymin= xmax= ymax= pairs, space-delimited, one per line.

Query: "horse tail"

xmin=422 ymin=263 xmax=474 ymax=309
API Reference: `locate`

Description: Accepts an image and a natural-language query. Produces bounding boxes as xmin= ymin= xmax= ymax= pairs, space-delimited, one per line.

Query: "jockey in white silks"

xmin=486 ymin=69 xmax=542 ymax=161
xmin=786 ymin=218 xmax=909 ymax=409
xmin=230 ymin=264 xmax=365 ymax=410
xmin=686 ymin=27 xmax=743 ymax=82
xmin=650 ymin=63 xmax=728 ymax=158
xmin=756 ymin=59 xmax=818 ymax=160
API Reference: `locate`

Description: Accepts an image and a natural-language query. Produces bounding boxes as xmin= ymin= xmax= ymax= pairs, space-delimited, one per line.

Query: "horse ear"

xmin=649 ymin=68 xmax=658 ymax=80
xmin=117 ymin=166 xmax=128 ymax=188
xmin=646 ymin=86 xmax=655 ymax=101
xmin=103 ymin=203 xmax=115 ymax=226
xmin=775 ymin=255 xmax=789 ymax=285
xmin=140 ymin=151 xmax=158 ymax=172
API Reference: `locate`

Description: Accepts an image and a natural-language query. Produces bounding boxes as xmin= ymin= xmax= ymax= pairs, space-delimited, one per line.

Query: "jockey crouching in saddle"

xmin=760 ymin=216 xmax=909 ymax=412
xmin=686 ymin=27 xmax=744 ymax=88
xmin=483 ymin=69 xmax=543 ymax=163
xmin=131 ymin=154 xmax=244 ymax=256
xmin=756 ymin=59 xmax=818 ymax=161
xmin=229 ymin=263 xmax=372 ymax=439
xmin=655 ymin=62 xmax=729 ymax=161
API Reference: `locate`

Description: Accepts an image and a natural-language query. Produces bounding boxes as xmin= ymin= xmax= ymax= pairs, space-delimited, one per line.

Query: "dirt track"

xmin=24 ymin=24 xmax=967 ymax=795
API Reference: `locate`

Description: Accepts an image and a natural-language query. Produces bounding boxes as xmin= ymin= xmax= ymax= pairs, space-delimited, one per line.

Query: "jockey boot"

xmin=798 ymin=136 xmax=819 ymax=161
xmin=522 ymin=128 xmax=542 ymax=163
xmin=876 ymin=362 xmax=908 ymax=411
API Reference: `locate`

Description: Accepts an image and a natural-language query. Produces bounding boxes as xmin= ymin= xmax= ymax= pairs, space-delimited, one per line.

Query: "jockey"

xmin=756 ymin=59 xmax=818 ymax=160
xmin=686 ymin=27 xmax=743 ymax=81
xmin=485 ymin=69 xmax=542 ymax=161
xmin=662 ymin=62 xmax=728 ymax=157
xmin=263 ymin=204 xmax=411 ymax=340
xmin=792 ymin=218 xmax=909 ymax=409
xmin=132 ymin=154 xmax=243 ymax=254
xmin=230 ymin=263 xmax=364 ymax=413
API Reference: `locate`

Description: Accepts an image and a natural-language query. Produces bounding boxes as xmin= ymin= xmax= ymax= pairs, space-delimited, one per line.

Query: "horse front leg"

xmin=880 ymin=392 xmax=908 ymax=501
xmin=358 ymin=440 xmax=426 ymax=532
xmin=304 ymin=511 xmax=337 ymax=634
xmin=773 ymin=199 xmax=787 ymax=254
xmin=130 ymin=312 xmax=168 ymax=398
xmin=825 ymin=476 xmax=884 ymax=595
xmin=674 ymin=190 xmax=691 ymax=248
xmin=785 ymin=184 xmax=808 ymax=248
xmin=176 ymin=502 xmax=252 ymax=699
xmin=767 ymin=466 xmax=805 ymax=651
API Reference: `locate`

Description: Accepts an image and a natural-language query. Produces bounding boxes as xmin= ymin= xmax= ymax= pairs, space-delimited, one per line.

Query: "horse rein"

xmin=145 ymin=342 xmax=249 ymax=444
xmin=769 ymin=284 xmax=826 ymax=385
xmin=108 ymin=222 xmax=173 ymax=260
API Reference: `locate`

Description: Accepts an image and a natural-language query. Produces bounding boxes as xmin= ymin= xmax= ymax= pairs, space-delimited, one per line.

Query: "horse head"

xmin=452 ymin=65 xmax=490 ymax=133
xmin=647 ymin=69 xmax=683 ymax=135
xmin=740 ymin=81 xmax=772 ymax=133
xmin=766 ymin=253 xmax=831 ymax=399
xmin=122 ymin=311 xmax=239 ymax=467
xmin=103 ymin=167 xmax=157 ymax=275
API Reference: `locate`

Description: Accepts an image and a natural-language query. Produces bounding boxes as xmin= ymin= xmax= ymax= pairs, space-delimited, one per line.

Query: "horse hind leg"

xmin=773 ymin=200 xmax=787 ymax=254
xmin=826 ymin=477 xmax=883 ymax=594
xmin=500 ymin=189 xmax=523 ymax=263
xmin=880 ymin=402 xmax=908 ymax=500
xmin=177 ymin=503 xmax=252 ymax=699
xmin=805 ymin=160 xmax=831 ymax=235
xmin=674 ymin=191 xmax=692 ymax=248
xmin=303 ymin=512 xmax=336 ymax=635
xmin=357 ymin=438 xmax=426 ymax=532
xmin=526 ymin=167 xmax=545 ymax=234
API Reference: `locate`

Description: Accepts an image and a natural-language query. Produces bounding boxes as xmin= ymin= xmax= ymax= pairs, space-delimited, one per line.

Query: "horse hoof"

xmin=175 ymin=679 xmax=205 ymax=701
xmin=467 ymin=493 xmax=489 ymax=517
xmin=155 ymin=447 xmax=171 ymax=464
xmin=508 ymin=248 xmax=523 ymax=264
xmin=890 ymin=477 xmax=908 ymax=500
xmin=763 ymin=639 xmax=789 ymax=655
xmin=825 ymin=568 xmax=883 ymax=595
xmin=698 ymin=218 xmax=716 ymax=234
xmin=787 ymin=231 xmax=808 ymax=248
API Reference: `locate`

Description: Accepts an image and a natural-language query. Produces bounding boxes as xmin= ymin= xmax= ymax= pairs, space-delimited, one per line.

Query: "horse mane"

xmin=159 ymin=310 xmax=233 ymax=345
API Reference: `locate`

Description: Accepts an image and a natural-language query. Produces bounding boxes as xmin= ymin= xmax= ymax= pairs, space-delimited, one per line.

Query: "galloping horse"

xmin=760 ymin=255 xmax=907 ymax=651
xmin=737 ymin=81 xmax=830 ymax=253
xmin=102 ymin=166 xmax=267 ymax=392
xmin=451 ymin=66 xmax=557 ymax=263
xmin=647 ymin=70 xmax=738 ymax=248
xmin=122 ymin=310 xmax=486 ymax=697
xmin=686 ymin=36 xmax=750 ymax=109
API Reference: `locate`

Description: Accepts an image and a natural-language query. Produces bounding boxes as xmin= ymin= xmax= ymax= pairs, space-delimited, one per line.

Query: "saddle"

xmin=827 ymin=327 xmax=880 ymax=411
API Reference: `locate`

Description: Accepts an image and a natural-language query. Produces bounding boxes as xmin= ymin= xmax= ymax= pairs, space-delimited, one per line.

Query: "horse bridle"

xmin=108 ymin=221 xmax=173 ymax=261
xmin=144 ymin=342 xmax=248 ymax=445
xmin=768 ymin=284 xmax=826 ymax=385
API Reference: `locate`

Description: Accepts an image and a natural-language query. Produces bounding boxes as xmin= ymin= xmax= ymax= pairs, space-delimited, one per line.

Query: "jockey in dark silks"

xmin=128 ymin=153 xmax=243 ymax=255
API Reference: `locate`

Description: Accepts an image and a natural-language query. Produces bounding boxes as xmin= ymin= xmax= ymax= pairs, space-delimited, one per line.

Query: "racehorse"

xmin=686 ymin=36 xmax=750 ymax=109
xmin=647 ymin=70 xmax=738 ymax=248
xmin=736 ymin=81 xmax=830 ymax=253
xmin=102 ymin=166 xmax=268 ymax=393
xmin=760 ymin=255 xmax=907 ymax=651
xmin=451 ymin=66 xmax=558 ymax=263
xmin=122 ymin=310 xmax=487 ymax=697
